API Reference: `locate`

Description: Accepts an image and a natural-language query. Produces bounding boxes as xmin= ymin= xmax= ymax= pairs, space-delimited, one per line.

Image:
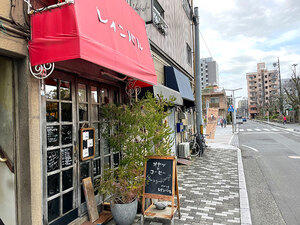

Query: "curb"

xmin=230 ymin=134 xmax=252 ymax=225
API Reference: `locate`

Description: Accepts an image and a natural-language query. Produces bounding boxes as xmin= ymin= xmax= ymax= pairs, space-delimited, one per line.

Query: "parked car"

xmin=236 ymin=116 xmax=243 ymax=124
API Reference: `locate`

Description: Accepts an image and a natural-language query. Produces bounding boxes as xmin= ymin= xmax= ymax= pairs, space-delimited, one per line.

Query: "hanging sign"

xmin=80 ymin=128 xmax=95 ymax=161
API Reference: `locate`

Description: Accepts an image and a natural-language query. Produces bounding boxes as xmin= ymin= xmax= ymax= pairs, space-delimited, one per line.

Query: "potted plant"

xmin=96 ymin=92 xmax=174 ymax=225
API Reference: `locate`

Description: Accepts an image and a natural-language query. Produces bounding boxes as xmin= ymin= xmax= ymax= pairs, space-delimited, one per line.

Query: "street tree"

xmin=284 ymin=69 xmax=300 ymax=122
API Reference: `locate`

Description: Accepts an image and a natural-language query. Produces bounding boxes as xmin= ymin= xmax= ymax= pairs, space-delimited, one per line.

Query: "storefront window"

xmin=44 ymin=77 xmax=75 ymax=223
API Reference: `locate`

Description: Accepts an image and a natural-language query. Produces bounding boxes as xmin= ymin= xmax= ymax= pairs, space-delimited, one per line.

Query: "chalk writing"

xmin=47 ymin=150 xmax=59 ymax=172
xmin=62 ymin=147 xmax=72 ymax=168
xmin=145 ymin=158 xmax=173 ymax=196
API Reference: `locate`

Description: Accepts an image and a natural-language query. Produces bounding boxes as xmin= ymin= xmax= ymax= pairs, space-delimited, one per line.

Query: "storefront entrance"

xmin=43 ymin=70 xmax=122 ymax=224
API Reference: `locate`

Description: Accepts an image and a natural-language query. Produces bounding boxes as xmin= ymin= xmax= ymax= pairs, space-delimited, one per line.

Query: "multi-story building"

xmin=0 ymin=0 xmax=196 ymax=225
xmin=246 ymin=63 xmax=279 ymax=119
xmin=202 ymin=85 xmax=227 ymax=119
xmin=237 ymin=98 xmax=248 ymax=118
xmin=200 ymin=57 xmax=219 ymax=88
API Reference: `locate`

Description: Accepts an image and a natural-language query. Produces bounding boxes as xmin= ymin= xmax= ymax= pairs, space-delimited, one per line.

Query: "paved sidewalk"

xmin=108 ymin=126 xmax=250 ymax=225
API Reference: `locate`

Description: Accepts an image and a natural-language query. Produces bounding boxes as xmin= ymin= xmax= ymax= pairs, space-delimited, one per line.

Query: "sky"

xmin=194 ymin=0 xmax=300 ymax=99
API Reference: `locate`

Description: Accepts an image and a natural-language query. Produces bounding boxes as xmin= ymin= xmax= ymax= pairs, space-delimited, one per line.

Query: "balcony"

xmin=153 ymin=7 xmax=168 ymax=35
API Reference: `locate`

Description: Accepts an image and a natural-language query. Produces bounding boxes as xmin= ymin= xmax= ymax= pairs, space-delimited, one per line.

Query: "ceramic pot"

xmin=111 ymin=199 xmax=138 ymax=225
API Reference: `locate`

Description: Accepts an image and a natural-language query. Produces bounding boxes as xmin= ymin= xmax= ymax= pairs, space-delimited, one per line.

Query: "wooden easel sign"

xmin=142 ymin=156 xmax=181 ymax=220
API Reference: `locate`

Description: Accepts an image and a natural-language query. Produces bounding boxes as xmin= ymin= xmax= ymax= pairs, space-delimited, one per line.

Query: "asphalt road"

xmin=238 ymin=120 xmax=300 ymax=225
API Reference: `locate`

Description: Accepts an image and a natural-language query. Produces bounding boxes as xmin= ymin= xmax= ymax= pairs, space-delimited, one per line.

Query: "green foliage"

xmin=96 ymin=92 xmax=174 ymax=203
xmin=226 ymin=114 xmax=232 ymax=124
xmin=270 ymin=114 xmax=278 ymax=121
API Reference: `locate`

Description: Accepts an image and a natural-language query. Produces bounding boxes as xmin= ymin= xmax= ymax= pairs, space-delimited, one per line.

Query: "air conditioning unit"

xmin=178 ymin=142 xmax=190 ymax=158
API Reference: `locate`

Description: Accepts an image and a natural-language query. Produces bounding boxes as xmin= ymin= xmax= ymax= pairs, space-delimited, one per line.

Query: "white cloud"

xmin=194 ymin=0 xmax=300 ymax=98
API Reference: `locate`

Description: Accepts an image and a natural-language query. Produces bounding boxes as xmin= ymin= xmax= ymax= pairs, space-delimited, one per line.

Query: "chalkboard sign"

xmin=80 ymin=128 xmax=95 ymax=161
xmin=47 ymin=149 xmax=60 ymax=172
xmin=145 ymin=158 xmax=173 ymax=196
xmin=62 ymin=147 xmax=73 ymax=168
xmin=142 ymin=156 xmax=181 ymax=220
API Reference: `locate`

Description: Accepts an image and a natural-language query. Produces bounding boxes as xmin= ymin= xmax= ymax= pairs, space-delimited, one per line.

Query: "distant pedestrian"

xmin=220 ymin=118 xmax=224 ymax=128
xmin=283 ymin=115 xmax=287 ymax=125
xmin=223 ymin=118 xmax=227 ymax=128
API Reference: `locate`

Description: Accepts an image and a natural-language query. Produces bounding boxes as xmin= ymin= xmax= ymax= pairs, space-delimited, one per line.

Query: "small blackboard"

xmin=47 ymin=149 xmax=60 ymax=172
xmin=80 ymin=128 xmax=95 ymax=161
xmin=145 ymin=158 xmax=173 ymax=196
xmin=62 ymin=147 xmax=73 ymax=168
xmin=142 ymin=156 xmax=181 ymax=220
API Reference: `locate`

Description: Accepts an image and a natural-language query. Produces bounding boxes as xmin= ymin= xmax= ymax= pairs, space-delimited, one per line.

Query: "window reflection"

xmin=79 ymin=104 xmax=88 ymax=121
xmin=91 ymin=86 xmax=98 ymax=103
xmin=48 ymin=173 xmax=60 ymax=197
xmin=63 ymin=169 xmax=73 ymax=190
xmin=78 ymin=84 xmax=87 ymax=102
xmin=91 ymin=105 xmax=99 ymax=121
xmin=80 ymin=163 xmax=89 ymax=180
xmin=93 ymin=159 xmax=101 ymax=177
xmin=61 ymin=103 xmax=72 ymax=122
xmin=60 ymin=81 xmax=71 ymax=100
xmin=45 ymin=79 xmax=58 ymax=99
xmin=100 ymin=88 xmax=109 ymax=105
xmin=46 ymin=102 xmax=58 ymax=122
xmin=63 ymin=191 xmax=73 ymax=213
xmin=48 ymin=197 xmax=60 ymax=222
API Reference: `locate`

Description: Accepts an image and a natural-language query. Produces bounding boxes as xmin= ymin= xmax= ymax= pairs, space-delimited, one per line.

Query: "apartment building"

xmin=202 ymin=85 xmax=227 ymax=119
xmin=237 ymin=99 xmax=248 ymax=118
xmin=200 ymin=57 xmax=219 ymax=88
xmin=246 ymin=63 xmax=279 ymax=119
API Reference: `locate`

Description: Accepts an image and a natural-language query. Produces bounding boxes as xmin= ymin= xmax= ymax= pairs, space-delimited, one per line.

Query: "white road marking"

xmin=255 ymin=129 xmax=261 ymax=131
xmin=272 ymin=128 xmax=279 ymax=131
xmin=242 ymin=132 xmax=281 ymax=135
xmin=240 ymin=129 xmax=244 ymax=132
xmin=247 ymin=129 xmax=253 ymax=131
xmin=263 ymin=128 xmax=270 ymax=131
xmin=288 ymin=156 xmax=300 ymax=159
xmin=241 ymin=145 xmax=259 ymax=152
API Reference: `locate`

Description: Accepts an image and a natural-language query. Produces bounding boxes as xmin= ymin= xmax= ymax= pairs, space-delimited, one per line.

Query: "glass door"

xmin=43 ymin=72 xmax=78 ymax=225
xmin=77 ymin=79 xmax=122 ymax=214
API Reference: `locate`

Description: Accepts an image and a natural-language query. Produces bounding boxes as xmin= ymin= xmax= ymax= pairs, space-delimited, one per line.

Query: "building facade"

xmin=246 ymin=63 xmax=279 ymax=119
xmin=200 ymin=57 xmax=219 ymax=88
xmin=202 ymin=85 xmax=227 ymax=120
xmin=237 ymin=98 xmax=248 ymax=118
xmin=131 ymin=0 xmax=195 ymax=152
xmin=0 ymin=1 xmax=196 ymax=225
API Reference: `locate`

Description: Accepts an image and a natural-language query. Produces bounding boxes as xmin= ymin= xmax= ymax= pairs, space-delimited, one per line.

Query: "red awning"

xmin=29 ymin=0 xmax=157 ymax=86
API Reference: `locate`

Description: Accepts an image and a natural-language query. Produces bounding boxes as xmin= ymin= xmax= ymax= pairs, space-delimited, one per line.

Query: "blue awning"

xmin=165 ymin=66 xmax=195 ymax=102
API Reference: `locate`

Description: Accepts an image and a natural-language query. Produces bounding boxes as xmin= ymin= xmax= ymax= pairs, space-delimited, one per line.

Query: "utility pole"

xmin=273 ymin=57 xmax=283 ymax=113
xmin=226 ymin=88 xmax=242 ymax=133
xmin=193 ymin=7 xmax=204 ymax=142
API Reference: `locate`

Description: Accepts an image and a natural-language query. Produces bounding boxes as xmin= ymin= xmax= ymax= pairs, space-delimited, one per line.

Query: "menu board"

xmin=62 ymin=147 xmax=73 ymax=168
xmin=142 ymin=156 xmax=181 ymax=220
xmin=80 ymin=128 xmax=95 ymax=161
xmin=144 ymin=157 xmax=174 ymax=196
xmin=47 ymin=149 xmax=60 ymax=172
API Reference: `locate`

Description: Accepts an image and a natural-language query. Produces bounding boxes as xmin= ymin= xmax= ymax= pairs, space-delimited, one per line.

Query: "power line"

xmin=199 ymin=30 xmax=213 ymax=58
